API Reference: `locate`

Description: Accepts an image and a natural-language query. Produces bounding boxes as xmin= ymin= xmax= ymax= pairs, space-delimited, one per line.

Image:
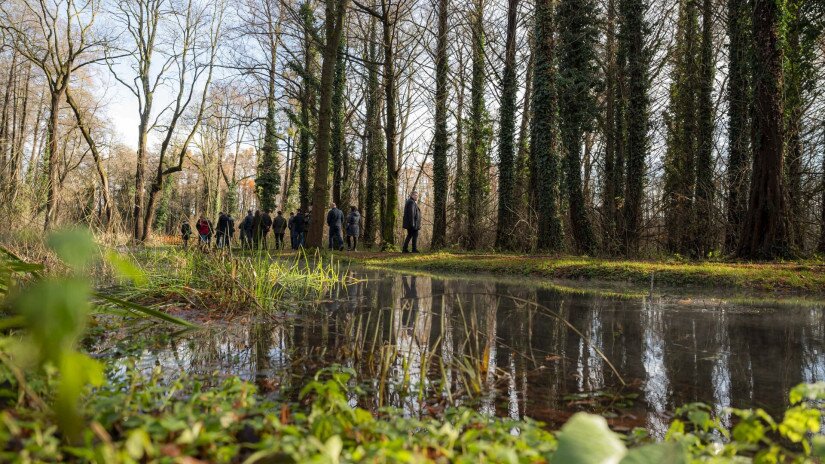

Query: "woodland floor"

xmin=317 ymin=251 xmax=825 ymax=295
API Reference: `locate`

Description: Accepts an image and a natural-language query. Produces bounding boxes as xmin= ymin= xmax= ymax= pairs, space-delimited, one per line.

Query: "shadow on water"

xmin=93 ymin=267 xmax=825 ymax=437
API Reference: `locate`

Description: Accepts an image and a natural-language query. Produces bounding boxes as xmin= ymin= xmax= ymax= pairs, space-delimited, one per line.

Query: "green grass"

xmin=342 ymin=252 xmax=825 ymax=295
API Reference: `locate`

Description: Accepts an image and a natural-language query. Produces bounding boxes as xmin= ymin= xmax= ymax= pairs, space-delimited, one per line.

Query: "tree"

xmin=362 ymin=19 xmax=384 ymax=248
xmin=532 ymin=0 xmax=563 ymax=252
xmin=602 ymin=0 xmax=621 ymax=253
xmin=331 ymin=40 xmax=347 ymax=206
xmin=1 ymin=0 xmax=108 ymax=230
xmin=694 ymin=0 xmax=715 ymax=257
xmin=430 ymin=0 xmax=449 ymax=250
xmin=619 ymin=0 xmax=650 ymax=254
xmin=557 ymin=0 xmax=598 ymax=254
xmin=255 ymin=0 xmax=284 ymax=212
xmin=736 ymin=0 xmax=791 ymax=259
xmin=724 ymin=0 xmax=751 ymax=253
xmin=305 ymin=0 xmax=350 ymax=248
xmin=494 ymin=0 xmax=519 ymax=251
xmin=466 ymin=0 xmax=490 ymax=250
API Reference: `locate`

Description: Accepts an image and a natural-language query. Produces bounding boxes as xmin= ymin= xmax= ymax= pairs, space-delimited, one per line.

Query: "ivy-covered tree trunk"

xmin=557 ymin=0 xmax=598 ymax=254
xmin=495 ymin=0 xmax=519 ymax=251
xmin=737 ymin=0 xmax=792 ymax=259
xmin=531 ymin=0 xmax=563 ymax=252
xmin=331 ymin=41 xmax=347 ymax=207
xmin=619 ymin=0 xmax=650 ymax=255
xmin=663 ymin=0 xmax=698 ymax=255
xmin=452 ymin=50 xmax=467 ymax=246
xmin=381 ymin=2 xmax=398 ymax=249
xmin=694 ymin=0 xmax=715 ymax=257
xmin=724 ymin=0 xmax=751 ymax=253
xmin=298 ymin=2 xmax=316 ymax=212
xmin=256 ymin=39 xmax=281 ymax=212
xmin=602 ymin=0 xmax=621 ymax=254
xmin=466 ymin=0 xmax=489 ymax=251
xmin=363 ymin=20 xmax=384 ymax=249
xmin=820 ymin=125 xmax=825 ymax=253
xmin=431 ymin=0 xmax=449 ymax=250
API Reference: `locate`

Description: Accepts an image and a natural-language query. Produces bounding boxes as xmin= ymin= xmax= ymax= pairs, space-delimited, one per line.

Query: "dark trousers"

xmin=347 ymin=235 xmax=358 ymax=250
xmin=329 ymin=227 xmax=343 ymax=250
xmin=274 ymin=233 xmax=285 ymax=249
xmin=403 ymin=228 xmax=419 ymax=252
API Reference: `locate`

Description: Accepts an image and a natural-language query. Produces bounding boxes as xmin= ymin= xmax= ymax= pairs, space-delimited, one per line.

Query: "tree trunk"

xmin=43 ymin=86 xmax=66 ymax=231
xmin=306 ymin=0 xmax=349 ymax=248
xmin=495 ymin=0 xmax=519 ymax=251
xmin=381 ymin=5 xmax=398 ymax=248
xmin=736 ymin=0 xmax=791 ymax=259
xmin=431 ymin=0 xmax=449 ymax=250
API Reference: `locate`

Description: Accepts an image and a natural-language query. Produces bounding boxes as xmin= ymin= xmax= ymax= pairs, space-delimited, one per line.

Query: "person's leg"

xmin=352 ymin=236 xmax=358 ymax=251
xmin=403 ymin=229 xmax=412 ymax=252
xmin=411 ymin=229 xmax=419 ymax=252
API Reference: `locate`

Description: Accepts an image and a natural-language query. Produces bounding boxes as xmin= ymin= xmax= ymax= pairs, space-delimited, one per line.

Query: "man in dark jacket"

xmin=273 ymin=211 xmax=287 ymax=250
xmin=261 ymin=210 xmax=273 ymax=249
xmin=326 ymin=202 xmax=344 ymax=251
xmin=288 ymin=212 xmax=297 ymax=249
xmin=346 ymin=206 xmax=361 ymax=251
xmin=241 ymin=210 xmax=254 ymax=249
xmin=226 ymin=213 xmax=235 ymax=247
xmin=402 ymin=191 xmax=421 ymax=253
xmin=294 ymin=210 xmax=306 ymax=248
xmin=216 ymin=212 xmax=229 ymax=248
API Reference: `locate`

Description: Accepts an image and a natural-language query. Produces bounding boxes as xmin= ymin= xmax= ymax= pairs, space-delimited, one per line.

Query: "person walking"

xmin=216 ymin=212 xmax=229 ymax=248
xmin=326 ymin=202 xmax=344 ymax=251
xmin=288 ymin=212 xmax=297 ymax=249
xmin=181 ymin=221 xmax=192 ymax=249
xmin=346 ymin=206 xmax=361 ymax=251
xmin=226 ymin=213 xmax=235 ymax=248
xmin=273 ymin=211 xmax=287 ymax=250
xmin=252 ymin=210 xmax=263 ymax=249
xmin=294 ymin=209 xmax=306 ymax=248
xmin=241 ymin=210 xmax=254 ymax=249
xmin=261 ymin=210 xmax=273 ymax=249
xmin=402 ymin=191 xmax=421 ymax=253
xmin=196 ymin=216 xmax=211 ymax=250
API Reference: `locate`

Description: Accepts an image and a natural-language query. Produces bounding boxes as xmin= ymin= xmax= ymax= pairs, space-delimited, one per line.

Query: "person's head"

xmin=350 ymin=206 xmax=357 ymax=212
xmin=277 ymin=210 xmax=283 ymax=216
xmin=330 ymin=202 xmax=336 ymax=209
xmin=247 ymin=210 xmax=253 ymax=216
xmin=410 ymin=191 xmax=419 ymax=201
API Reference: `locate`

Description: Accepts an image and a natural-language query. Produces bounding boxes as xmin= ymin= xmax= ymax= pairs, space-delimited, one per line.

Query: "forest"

xmin=0 ymin=0 xmax=822 ymax=259
xmin=3 ymin=0 xmax=825 ymax=462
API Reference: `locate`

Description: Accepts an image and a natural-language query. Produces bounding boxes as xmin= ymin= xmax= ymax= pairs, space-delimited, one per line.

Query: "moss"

xmin=341 ymin=252 xmax=825 ymax=295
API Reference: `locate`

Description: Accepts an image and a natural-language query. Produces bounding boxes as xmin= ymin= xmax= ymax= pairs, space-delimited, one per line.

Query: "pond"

xmin=93 ymin=267 xmax=825 ymax=438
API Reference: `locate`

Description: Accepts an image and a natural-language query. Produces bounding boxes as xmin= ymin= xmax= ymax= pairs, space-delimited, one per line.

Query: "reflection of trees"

xmin=641 ymin=297 xmax=670 ymax=438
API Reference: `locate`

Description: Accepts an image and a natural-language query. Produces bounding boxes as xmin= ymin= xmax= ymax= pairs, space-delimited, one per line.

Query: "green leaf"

xmin=620 ymin=442 xmax=686 ymax=464
xmin=551 ymin=413 xmax=626 ymax=464
xmin=48 ymin=228 xmax=98 ymax=271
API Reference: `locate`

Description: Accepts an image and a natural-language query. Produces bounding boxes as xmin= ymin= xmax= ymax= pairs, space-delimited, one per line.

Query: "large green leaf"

xmin=620 ymin=442 xmax=686 ymax=464
xmin=551 ymin=413 xmax=627 ymax=464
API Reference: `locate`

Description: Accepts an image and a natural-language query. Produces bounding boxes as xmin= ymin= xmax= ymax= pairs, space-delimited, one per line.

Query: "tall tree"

xmin=331 ymin=40 xmax=347 ymax=206
xmin=737 ymin=0 xmax=792 ymax=259
xmin=602 ymin=0 xmax=621 ymax=253
xmin=619 ymin=0 xmax=650 ymax=254
xmin=724 ymin=0 xmax=751 ymax=252
xmin=298 ymin=2 xmax=317 ymax=212
xmin=431 ymin=0 xmax=449 ymax=250
xmin=694 ymin=0 xmax=715 ymax=256
xmin=663 ymin=0 xmax=699 ymax=254
xmin=466 ymin=0 xmax=490 ymax=250
xmin=532 ymin=0 xmax=563 ymax=252
xmin=495 ymin=0 xmax=519 ymax=250
xmin=306 ymin=0 xmax=350 ymax=247
xmin=1 ymin=0 xmax=107 ymax=230
xmin=363 ymin=19 xmax=384 ymax=248
xmin=380 ymin=0 xmax=399 ymax=249
xmin=255 ymin=0 xmax=283 ymax=212
xmin=557 ymin=0 xmax=598 ymax=254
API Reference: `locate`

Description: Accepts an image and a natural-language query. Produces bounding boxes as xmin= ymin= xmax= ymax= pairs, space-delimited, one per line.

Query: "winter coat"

xmin=402 ymin=198 xmax=421 ymax=231
xmin=346 ymin=211 xmax=361 ymax=237
xmin=327 ymin=208 xmax=344 ymax=229
xmin=261 ymin=213 xmax=273 ymax=233
xmin=273 ymin=215 xmax=288 ymax=234
xmin=293 ymin=213 xmax=305 ymax=234
xmin=241 ymin=214 xmax=254 ymax=233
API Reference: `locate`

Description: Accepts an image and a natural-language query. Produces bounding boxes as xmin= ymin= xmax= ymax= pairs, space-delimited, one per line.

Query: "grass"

xmin=339 ymin=251 xmax=825 ymax=295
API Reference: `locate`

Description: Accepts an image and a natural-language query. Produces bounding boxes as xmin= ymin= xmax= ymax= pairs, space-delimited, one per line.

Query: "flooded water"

xmin=96 ymin=268 xmax=825 ymax=437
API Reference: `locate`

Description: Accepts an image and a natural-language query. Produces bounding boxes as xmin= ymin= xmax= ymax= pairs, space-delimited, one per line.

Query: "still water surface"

xmin=97 ymin=268 xmax=825 ymax=437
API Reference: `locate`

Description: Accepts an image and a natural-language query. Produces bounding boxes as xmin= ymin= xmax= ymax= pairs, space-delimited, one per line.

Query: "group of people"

xmin=178 ymin=191 xmax=422 ymax=253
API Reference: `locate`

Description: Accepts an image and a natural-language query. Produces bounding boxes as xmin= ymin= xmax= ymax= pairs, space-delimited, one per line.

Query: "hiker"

xmin=288 ymin=212 xmax=297 ymax=249
xmin=226 ymin=213 xmax=235 ymax=248
xmin=346 ymin=206 xmax=360 ymax=251
xmin=241 ymin=210 xmax=254 ymax=249
xmin=261 ymin=210 xmax=273 ymax=249
xmin=326 ymin=202 xmax=344 ymax=251
xmin=216 ymin=212 xmax=229 ymax=248
xmin=273 ymin=211 xmax=287 ymax=250
xmin=181 ymin=221 xmax=192 ymax=249
xmin=196 ymin=216 xmax=211 ymax=250
xmin=252 ymin=210 xmax=263 ymax=249
xmin=402 ymin=191 xmax=421 ymax=253
xmin=294 ymin=209 xmax=306 ymax=248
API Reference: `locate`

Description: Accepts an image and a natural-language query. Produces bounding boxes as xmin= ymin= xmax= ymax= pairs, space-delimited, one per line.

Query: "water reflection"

xmin=100 ymin=269 xmax=825 ymax=433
